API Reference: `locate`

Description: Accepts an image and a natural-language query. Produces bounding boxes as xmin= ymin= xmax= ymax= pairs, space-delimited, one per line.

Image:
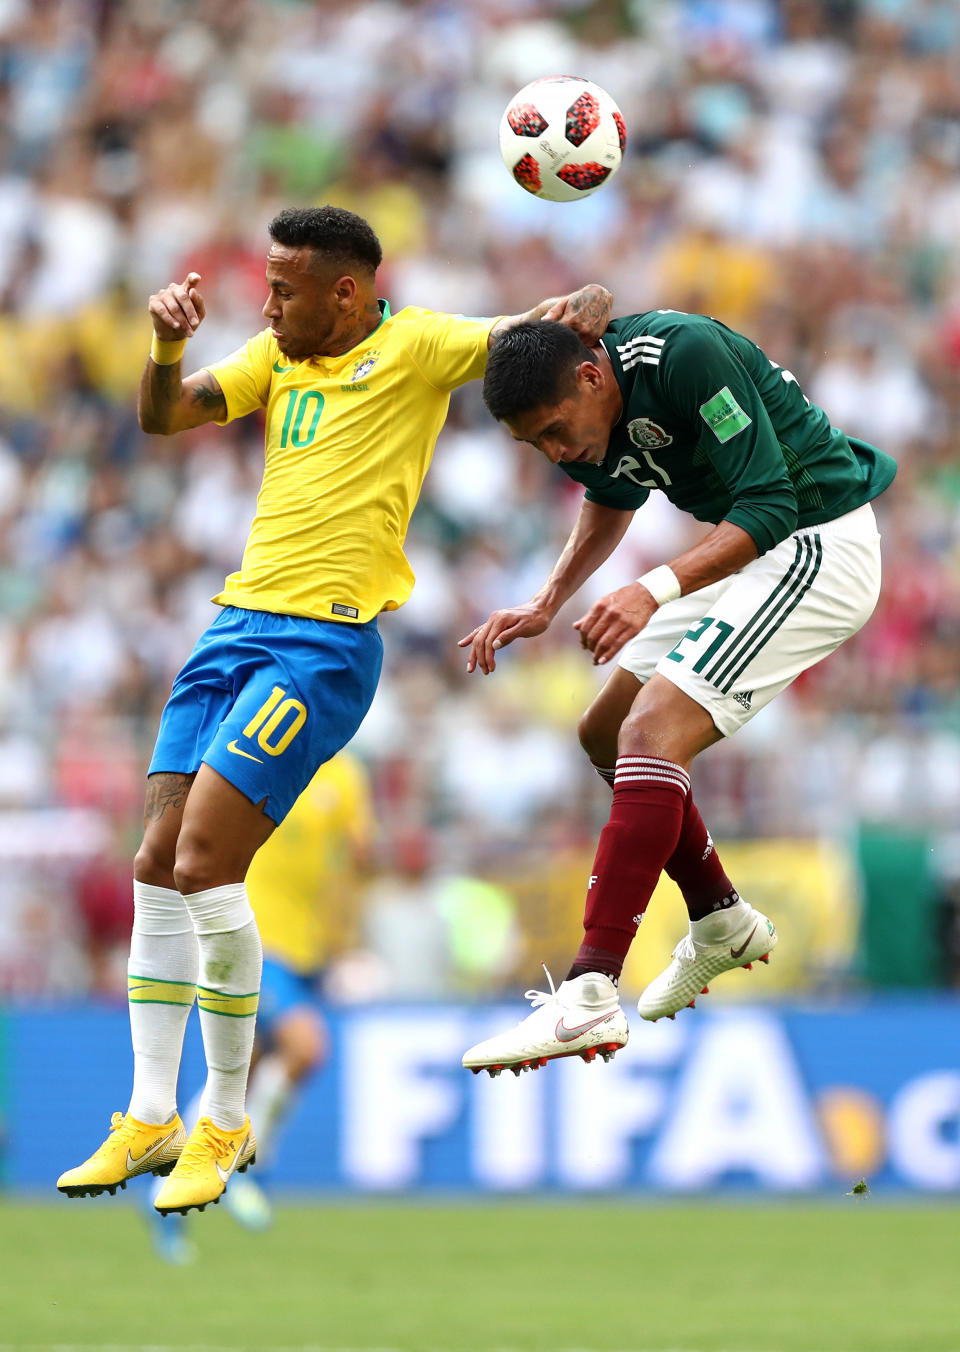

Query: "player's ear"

xmin=333 ymin=275 xmax=358 ymax=309
xmin=576 ymin=360 xmax=603 ymax=389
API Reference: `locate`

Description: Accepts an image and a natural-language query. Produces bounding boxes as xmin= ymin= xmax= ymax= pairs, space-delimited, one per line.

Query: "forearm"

xmin=658 ymin=521 xmax=759 ymax=598
xmin=138 ymin=357 xmax=226 ymax=435
xmin=138 ymin=353 xmax=185 ymax=435
xmin=533 ymin=500 xmax=635 ymax=616
xmin=489 ymin=283 xmax=613 ymax=346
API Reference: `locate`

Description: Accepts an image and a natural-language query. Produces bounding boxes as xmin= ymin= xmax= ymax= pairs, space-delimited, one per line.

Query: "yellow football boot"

xmin=153 ymin=1115 xmax=256 ymax=1215
xmin=57 ymin=1111 xmax=186 ymax=1197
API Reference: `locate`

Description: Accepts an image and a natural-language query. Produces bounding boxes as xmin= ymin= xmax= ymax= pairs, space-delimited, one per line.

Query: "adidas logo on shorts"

xmin=732 ymin=691 xmax=753 ymax=710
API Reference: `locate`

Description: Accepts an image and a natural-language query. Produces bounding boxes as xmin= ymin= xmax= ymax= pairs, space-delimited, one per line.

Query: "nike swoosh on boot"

xmin=554 ymin=1012 xmax=615 ymax=1043
xmin=730 ymin=923 xmax=759 ymax=960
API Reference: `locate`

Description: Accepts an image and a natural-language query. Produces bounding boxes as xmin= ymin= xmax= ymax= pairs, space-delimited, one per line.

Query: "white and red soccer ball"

xmin=499 ymin=76 xmax=626 ymax=202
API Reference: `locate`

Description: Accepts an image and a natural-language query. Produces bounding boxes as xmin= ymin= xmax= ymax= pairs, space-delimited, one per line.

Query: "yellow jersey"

xmin=206 ymin=303 xmax=497 ymax=623
xmin=245 ymin=752 xmax=374 ymax=973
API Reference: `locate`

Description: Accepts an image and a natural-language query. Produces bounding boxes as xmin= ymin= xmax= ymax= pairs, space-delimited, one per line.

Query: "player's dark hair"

xmin=483 ymin=321 xmax=595 ymax=422
xmin=268 ymin=206 xmax=383 ymax=274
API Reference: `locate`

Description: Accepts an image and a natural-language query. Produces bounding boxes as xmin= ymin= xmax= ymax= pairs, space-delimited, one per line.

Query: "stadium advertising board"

xmin=5 ymin=1001 xmax=960 ymax=1193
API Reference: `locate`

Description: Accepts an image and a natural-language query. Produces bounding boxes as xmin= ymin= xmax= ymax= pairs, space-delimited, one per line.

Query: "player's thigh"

xmin=578 ymin=665 xmax=644 ymax=764
xmin=652 ymin=507 xmax=882 ymax=738
xmin=174 ymin=763 xmax=277 ymax=891
xmin=134 ymin=771 xmax=196 ymax=886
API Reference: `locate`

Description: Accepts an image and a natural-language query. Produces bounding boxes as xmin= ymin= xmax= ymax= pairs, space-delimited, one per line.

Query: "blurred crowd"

xmin=1 ymin=0 xmax=960 ymax=997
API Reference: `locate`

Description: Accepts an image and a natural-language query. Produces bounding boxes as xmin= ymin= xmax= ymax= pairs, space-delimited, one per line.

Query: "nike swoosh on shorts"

xmin=227 ymin=740 xmax=263 ymax=763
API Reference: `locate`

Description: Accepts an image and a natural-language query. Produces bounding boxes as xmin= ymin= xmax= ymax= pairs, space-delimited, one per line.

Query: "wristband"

xmin=150 ymin=335 xmax=187 ymax=365
xmin=637 ymin=564 xmax=681 ymax=606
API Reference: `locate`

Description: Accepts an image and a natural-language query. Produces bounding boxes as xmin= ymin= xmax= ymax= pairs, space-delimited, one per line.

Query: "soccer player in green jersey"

xmin=55 ymin=204 xmax=613 ymax=1208
xmin=461 ymin=312 xmax=895 ymax=1075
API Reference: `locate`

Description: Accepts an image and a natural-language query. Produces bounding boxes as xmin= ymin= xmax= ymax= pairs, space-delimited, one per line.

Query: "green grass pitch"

xmin=1 ymin=1198 xmax=958 ymax=1352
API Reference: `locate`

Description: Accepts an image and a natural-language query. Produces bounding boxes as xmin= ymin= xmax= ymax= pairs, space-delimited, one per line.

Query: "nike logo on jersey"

xmin=215 ymin=1135 xmax=250 ymax=1183
xmin=126 ymin=1134 xmax=175 ymax=1173
xmin=555 ymin=1012 xmax=614 ymax=1043
xmin=227 ymin=740 xmax=263 ymax=763
xmin=273 ymin=360 xmax=294 ymax=373
xmin=730 ymin=923 xmax=759 ymax=960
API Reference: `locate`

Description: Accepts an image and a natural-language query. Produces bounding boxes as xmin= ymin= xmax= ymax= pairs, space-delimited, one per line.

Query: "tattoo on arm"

xmin=568 ymin=286 xmax=611 ymax=329
xmin=143 ymin=772 xmax=193 ymax=824
xmin=188 ymin=378 xmax=227 ymax=417
xmin=151 ymin=363 xmax=179 ymax=395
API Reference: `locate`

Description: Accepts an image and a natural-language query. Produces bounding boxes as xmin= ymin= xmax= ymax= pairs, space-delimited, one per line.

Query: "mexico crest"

xmin=627 ymin=417 xmax=673 ymax=450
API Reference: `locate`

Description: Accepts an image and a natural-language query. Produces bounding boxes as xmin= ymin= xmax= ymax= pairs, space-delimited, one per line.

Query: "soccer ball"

xmin=499 ymin=76 xmax=626 ymax=203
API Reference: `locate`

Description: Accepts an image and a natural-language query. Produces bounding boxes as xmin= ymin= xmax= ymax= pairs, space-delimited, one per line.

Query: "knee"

xmin=578 ymin=703 xmax=618 ymax=767
xmin=172 ymin=831 xmax=225 ymax=897
xmin=134 ymin=838 xmax=176 ymax=890
xmin=618 ymin=705 xmax=668 ymax=759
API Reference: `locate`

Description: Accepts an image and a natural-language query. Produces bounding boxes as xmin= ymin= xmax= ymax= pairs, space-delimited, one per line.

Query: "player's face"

xmin=262 ymin=245 xmax=346 ymax=358
xmin=505 ymin=362 xmax=617 ymax=466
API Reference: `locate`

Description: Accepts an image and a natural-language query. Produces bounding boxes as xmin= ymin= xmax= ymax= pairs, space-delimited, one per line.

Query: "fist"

xmin=148 ymin=272 xmax=206 ymax=341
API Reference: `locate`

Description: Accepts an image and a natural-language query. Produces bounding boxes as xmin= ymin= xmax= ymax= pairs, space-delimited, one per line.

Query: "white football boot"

xmin=637 ymin=899 xmax=777 ymax=1022
xmin=462 ymin=968 xmax=628 ymax=1077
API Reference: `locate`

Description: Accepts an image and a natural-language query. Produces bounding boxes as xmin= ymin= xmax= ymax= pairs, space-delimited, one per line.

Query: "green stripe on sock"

xmin=196 ymin=987 xmax=260 ymax=1018
xmin=127 ymin=975 xmax=196 ymax=1007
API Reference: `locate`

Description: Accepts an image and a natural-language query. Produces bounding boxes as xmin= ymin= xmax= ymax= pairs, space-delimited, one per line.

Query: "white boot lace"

xmin=671 ymin=934 xmax=697 ymax=968
xmin=522 ymin=963 xmax=559 ymax=1010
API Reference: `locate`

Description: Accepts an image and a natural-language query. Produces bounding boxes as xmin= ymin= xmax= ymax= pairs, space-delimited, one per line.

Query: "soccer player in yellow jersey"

xmin=56 ymin=205 xmax=612 ymax=1213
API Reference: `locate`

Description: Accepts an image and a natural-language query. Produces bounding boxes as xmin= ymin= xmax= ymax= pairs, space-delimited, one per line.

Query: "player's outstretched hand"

xmin=148 ymin=272 xmax=206 ymax=341
xmin=573 ymin=581 xmax=658 ymax=666
xmin=459 ymin=603 xmax=553 ymax=674
xmin=543 ymin=284 xmax=613 ymax=345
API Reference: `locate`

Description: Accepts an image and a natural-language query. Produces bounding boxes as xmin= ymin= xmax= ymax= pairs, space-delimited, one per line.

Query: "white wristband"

xmin=637 ymin=564 xmax=681 ymax=606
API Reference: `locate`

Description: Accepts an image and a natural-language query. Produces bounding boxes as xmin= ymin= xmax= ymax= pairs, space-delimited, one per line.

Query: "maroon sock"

xmin=591 ymin=761 xmax=616 ymax=789
xmin=568 ymin=756 xmax=691 ymax=982
xmin=665 ymin=794 xmax=739 ymax=921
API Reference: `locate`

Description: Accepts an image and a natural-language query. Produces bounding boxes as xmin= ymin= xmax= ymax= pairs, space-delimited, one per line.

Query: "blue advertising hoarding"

xmin=3 ymin=999 xmax=960 ymax=1193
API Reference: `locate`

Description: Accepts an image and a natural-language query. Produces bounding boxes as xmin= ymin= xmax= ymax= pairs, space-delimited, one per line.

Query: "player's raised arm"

xmin=489 ymin=283 xmax=613 ymax=348
xmin=459 ymin=497 xmax=634 ymax=674
xmin=138 ymin=272 xmax=227 ymax=434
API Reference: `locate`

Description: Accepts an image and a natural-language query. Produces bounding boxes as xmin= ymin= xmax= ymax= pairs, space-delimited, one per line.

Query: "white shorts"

xmin=619 ymin=503 xmax=882 ymax=737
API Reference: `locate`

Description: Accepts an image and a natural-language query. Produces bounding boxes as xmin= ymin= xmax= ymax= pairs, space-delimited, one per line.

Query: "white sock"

xmin=244 ymin=1054 xmax=295 ymax=1166
xmin=185 ymin=883 xmax=262 ymax=1132
xmin=127 ymin=882 xmax=199 ymax=1124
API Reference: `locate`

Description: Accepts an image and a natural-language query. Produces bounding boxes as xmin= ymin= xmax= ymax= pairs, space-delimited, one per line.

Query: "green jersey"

xmin=559 ymin=310 xmax=896 ymax=554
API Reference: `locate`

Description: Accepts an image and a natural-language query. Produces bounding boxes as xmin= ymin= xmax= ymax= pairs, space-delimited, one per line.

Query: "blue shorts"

xmin=149 ymin=606 xmax=382 ymax=824
xmin=256 ymin=956 xmax=322 ymax=1037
